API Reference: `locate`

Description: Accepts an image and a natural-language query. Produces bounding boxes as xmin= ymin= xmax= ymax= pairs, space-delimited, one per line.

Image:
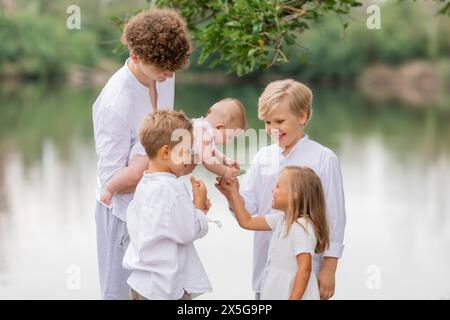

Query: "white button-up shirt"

xmin=239 ymin=134 xmax=346 ymax=292
xmin=92 ymin=59 xmax=175 ymax=221
xmin=122 ymin=172 xmax=212 ymax=299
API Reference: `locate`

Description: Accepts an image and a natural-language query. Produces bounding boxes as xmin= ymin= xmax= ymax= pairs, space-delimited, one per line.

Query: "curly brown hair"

xmin=121 ymin=8 xmax=191 ymax=72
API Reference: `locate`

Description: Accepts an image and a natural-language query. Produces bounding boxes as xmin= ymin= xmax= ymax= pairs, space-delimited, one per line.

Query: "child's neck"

xmin=147 ymin=160 xmax=172 ymax=175
xmin=282 ymin=131 xmax=305 ymax=156
xmin=128 ymin=59 xmax=153 ymax=88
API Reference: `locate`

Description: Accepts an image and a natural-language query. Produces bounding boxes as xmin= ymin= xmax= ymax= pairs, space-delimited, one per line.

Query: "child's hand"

xmin=190 ymin=176 xmax=209 ymax=214
xmin=224 ymin=157 xmax=240 ymax=170
xmin=222 ymin=166 xmax=240 ymax=179
xmin=215 ymin=176 xmax=239 ymax=199
xmin=100 ymin=188 xmax=113 ymax=206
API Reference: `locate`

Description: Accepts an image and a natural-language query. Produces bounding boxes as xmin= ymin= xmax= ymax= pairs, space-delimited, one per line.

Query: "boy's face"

xmin=166 ymin=134 xmax=194 ymax=177
xmin=131 ymin=53 xmax=174 ymax=82
xmin=261 ymin=103 xmax=307 ymax=150
xmin=140 ymin=62 xmax=174 ymax=83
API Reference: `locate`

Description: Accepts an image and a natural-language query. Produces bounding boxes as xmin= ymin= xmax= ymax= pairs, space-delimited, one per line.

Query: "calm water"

xmin=0 ymin=81 xmax=449 ymax=299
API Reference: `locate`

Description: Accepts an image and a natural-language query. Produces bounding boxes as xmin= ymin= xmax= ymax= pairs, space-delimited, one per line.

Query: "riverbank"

xmin=2 ymin=57 xmax=449 ymax=109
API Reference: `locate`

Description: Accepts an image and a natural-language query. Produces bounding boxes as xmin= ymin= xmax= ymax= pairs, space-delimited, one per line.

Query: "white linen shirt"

xmin=123 ymin=172 xmax=212 ymax=299
xmin=239 ymin=134 xmax=346 ymax=292
xmin=92 ymin=59 xmax=175 ymax=221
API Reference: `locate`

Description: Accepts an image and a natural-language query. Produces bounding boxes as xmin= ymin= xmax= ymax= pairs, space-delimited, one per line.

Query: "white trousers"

xmin=95 ymin=201 xmax=131 ymax=299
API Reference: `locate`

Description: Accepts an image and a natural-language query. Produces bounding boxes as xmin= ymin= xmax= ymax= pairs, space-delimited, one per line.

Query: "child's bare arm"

xmin=104 ymin=155 xmax=149 ymax=195
xmin=203 ymin=161 xmax=237 ymax=178
xmin=215 ymin=178 xmax=270 ymax=231
xmin=202 ymin=144 xmax=238 ymax=178
xmin=214 ymin=148 xmax=240 ymax=169
xmin=289 ymin=253 xmax=312 ymax=300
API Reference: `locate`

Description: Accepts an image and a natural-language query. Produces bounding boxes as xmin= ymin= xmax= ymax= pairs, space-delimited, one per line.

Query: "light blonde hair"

xmin=282 ymin=166 xmax=329 ymax=254
xmin=207 ymin=98 xmax=247 ymax=130
xmin=258 ymin=79 xmax=313 ymax=124
xmin=139 ymin=110 xmax=192 ymax=159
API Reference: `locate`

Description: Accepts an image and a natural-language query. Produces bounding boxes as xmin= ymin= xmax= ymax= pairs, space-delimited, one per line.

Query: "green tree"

xmin=128 ymin=0 xmax=450 ymax=76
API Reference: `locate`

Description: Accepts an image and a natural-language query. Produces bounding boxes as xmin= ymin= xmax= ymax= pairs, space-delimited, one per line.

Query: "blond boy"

xmin=219 ymin=79 xmax=346 ymax=299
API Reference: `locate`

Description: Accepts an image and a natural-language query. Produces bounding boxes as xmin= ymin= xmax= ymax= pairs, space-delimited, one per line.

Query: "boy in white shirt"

xmin=92 ymin=8 xmax=191 ymax=299
xmin=217 ymin=79 xmax=346 ymax=300
xmin=99 ymin=97 xmax=247 ymax=206
xmin=123 ymin=110 xmax=212 ymax=300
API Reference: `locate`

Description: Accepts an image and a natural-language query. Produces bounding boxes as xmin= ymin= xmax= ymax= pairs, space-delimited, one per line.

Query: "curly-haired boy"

xmin=92 ymin=7 xmax=191 ymax=300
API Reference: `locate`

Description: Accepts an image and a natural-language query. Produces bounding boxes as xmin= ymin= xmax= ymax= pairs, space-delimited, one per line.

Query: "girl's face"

xmin=262 ymin=103 xmax=307 ymax=151
xmin=271 ymin=172 xmax=290 ymax=212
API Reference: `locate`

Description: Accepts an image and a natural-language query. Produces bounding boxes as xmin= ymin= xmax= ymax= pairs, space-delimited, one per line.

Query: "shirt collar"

xmin=124 ymin=58 xmax=150 ymax=92
xmin=143 ymin=171 xmax=177 ymax=180
xmin=277 ymin=134 xmax=309 ymax=158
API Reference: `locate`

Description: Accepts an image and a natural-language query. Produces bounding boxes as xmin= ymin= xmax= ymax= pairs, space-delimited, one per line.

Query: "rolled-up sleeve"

xmin=320 ymin=154 xmax=346 ymax=258
xmin=94 ymin=108 xmax=132 ymax=186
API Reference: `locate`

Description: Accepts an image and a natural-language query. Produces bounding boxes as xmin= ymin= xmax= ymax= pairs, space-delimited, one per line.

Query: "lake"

xmin=0 ymin=81 xmax=449 ymax=299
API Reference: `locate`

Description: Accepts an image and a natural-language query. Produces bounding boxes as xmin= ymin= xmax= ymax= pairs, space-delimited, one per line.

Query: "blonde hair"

xmin=139 ymin=110 xmax=192 ymax=159
xmin=258 ymin=79 xmax=313 ymax=123
xmin=207 ymin=98 xmax=247 ymax=130
xmin=282 ymin=166 xmax=329 ymax=254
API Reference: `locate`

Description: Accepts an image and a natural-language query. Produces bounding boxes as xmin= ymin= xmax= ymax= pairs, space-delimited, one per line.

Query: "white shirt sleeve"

xmin=164 ymin=192 xmax=209 ymax=244
xmin=94 ymin=108 xmax=132 ymax=186
xmin=239 ymin=153 xmax=261 ymax=215
xmin=264 ymin=212 xmax=284 ymax=230
xmin=319 ymin=154 xmax=346 ymax=258
xmin=290 ymin=221 xmax=316 ymax=256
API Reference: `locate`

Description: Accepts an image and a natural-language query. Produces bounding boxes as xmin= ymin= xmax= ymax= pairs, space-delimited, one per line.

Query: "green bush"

xmin=0 ymin=14 xmax=99 ymax=78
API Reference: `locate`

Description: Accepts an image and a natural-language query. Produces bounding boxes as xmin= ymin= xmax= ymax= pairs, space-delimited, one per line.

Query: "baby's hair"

xmin=121 ymin=8 xmax=191 ymax=72
xmin=139 ymin=110 xmax=192 ymax=159
xmin=282 ymin=166 xmax=329 ymax=254
xmin=207 ymin=98 xmax=247 ymax=130
xmin=258 ymin=79 xmax=313 ymax=124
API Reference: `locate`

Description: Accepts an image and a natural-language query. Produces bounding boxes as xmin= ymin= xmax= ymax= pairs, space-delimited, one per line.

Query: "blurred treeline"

xmin=0 ymin=0 xmax=449 ymax=82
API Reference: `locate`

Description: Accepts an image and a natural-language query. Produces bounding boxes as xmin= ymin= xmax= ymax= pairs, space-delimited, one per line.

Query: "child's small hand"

xmin=204 ymin=198 xmax=212 ymax=213
xmin=215 ymin=177 xmax=239 ymax=199
xmin=190 ymin=176 xmax=208 ymax=213
xmin=100 ymin=188 xmax=113 ymax=206
xmin=224 ymin=157 xmax=240 ymax=170
xmin=222 ymin=166 xmax=240 ymax=179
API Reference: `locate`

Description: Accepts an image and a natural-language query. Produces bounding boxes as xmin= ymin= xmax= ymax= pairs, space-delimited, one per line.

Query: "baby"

xmin=100 ymin=98 xmax=247 ymax=206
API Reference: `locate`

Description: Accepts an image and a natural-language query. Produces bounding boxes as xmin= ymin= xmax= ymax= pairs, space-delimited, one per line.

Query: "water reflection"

xmin=0 ymin=83 xmax=449 ymax=299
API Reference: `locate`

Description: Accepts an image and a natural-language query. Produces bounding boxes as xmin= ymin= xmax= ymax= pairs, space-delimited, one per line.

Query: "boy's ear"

xmin=159 ymin=145 xmax=170 ymax=160
xmin=299 ymin=112 xmax=308 ymax=126
xmin=130 ymin=52 xmax=139 ymax=63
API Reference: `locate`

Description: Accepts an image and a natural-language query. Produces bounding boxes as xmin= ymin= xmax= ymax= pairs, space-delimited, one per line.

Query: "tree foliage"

xmin=137 ymin=0 xmax=449 ymax=76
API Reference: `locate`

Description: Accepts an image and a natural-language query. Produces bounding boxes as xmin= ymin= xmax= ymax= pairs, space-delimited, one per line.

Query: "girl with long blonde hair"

xmin=216 ymin=166 xmax=330 ymax=299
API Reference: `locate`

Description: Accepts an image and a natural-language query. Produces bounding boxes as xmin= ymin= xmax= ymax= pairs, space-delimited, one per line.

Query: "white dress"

xmin=260 ymin=213 xmax=320 ymax=300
